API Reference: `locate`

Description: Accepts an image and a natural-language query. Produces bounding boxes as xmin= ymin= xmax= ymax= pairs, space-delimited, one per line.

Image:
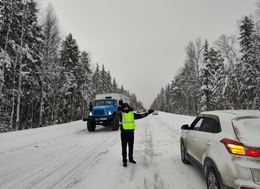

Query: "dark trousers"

xmin=121 ymin=132 xmax=134 ymax=163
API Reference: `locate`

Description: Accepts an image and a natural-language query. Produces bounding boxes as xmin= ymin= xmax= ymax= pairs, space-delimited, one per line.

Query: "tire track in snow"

xmin=148 ymin=114 xmax=205 ymax=189
xmin=0 ymin=114 xmax=206 ymax=189
xmin=0 ymin=126 xmax=119 ymax=189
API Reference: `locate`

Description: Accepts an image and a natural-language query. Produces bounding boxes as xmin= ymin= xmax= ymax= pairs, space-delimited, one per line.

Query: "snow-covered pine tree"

xmin=11 ymin=0 xmax=43 ymax=130
xmin=207 ymin=48 xmax=225 ymax=110
xmin=60 ymin=33 xmax=80 ymax=122
xmin=21 ymin=0 xmax=44 ymax=129
xmin=253 ymin=2 xmax=260 ymax=109
xmin=100 ymin=64 xmax=107 ymax=93
xmin=200 ymin=39 xmax=212 ymax=111
xmin=164 ymin=84 xmax=171 ymax=113
xmin=106 ymin=70 xmax=113 ymax=93
xmin=238 ymin=16 xmax=256 ymax=109
xmin=169 ymin=76 xmax=184 ymax=114
xmin=92 ymin=63 xmax=100 ymax=95
xmin=80 ymin=51 xmax=93 ymax=119
xmin=0 ymin=0 xmax=18 ymax=131
xmin=112 ymin=77 xmax=118 ymax=93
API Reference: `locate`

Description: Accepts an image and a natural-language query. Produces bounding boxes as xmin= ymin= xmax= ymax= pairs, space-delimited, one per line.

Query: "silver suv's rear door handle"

xmin=206 ymin=141 xmax=211 ymax=145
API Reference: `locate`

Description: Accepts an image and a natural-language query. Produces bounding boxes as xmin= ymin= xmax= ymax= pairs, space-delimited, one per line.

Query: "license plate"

xmin=100 ymin=118 xmax=107 ymax=120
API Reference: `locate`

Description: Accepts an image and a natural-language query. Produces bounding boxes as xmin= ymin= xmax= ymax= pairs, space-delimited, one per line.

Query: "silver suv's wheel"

xmin=180 ymin=140 xmax=190 ymax=164
xmin=206 ymin=167 xmax=220 ymax=189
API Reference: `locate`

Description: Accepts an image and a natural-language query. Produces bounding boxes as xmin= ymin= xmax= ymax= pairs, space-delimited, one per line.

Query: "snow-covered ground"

xmin=0 ymin=112 xmax=207 ymax=189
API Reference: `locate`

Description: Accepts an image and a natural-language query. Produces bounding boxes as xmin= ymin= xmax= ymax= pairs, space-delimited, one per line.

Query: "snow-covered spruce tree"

xmin=92 ymin=63 xmax=114 ymax=95
xmin=119 ymin=84 xmax=124 ymax=94
xmin=112 ymin=77 xmax=118 ymax=93
xmin=207 ymin=48 xmax=225 ymax=110
xmin=201 ymin=46 xmax=225 ymax=111
xmin=13 ymin=0 xmax=27 ymax=131
xmin=0 ymin=0 xmax=16 ymax=101
xmin=6 ymin=0 xmax=43 ymax=131
xmin=200 ymin=39 xmax=213 ymax=111
xmin=225 ymin=65 xmax=243 ymax=109
xmin=164 ymin=84 xmax=171 ymax=113
xmin=170 ymin=76 xmax=185 ymax=114
xmin=137 ymin=101 xmax=144 ymax=110
xmin=0 ymin=0 xmax=19 ymax=131
xmin=59 ymin=33 xmax=80 ymax=123
xmin=80 ymin=51 xmax=93 ymax=119
xmin=92 ymin=63 xmax=101 ymax=95
xmin=157 ymin=87 xmax=166 ymax=111
xmin=99 ymin=64 xmax=113 ymax=94
xmin=72 ymin=51 xmax=90 ymax=120
xmin=130 ymin=93 xmax=145 ymax=110
xmin=150 ymin=96 xmax=159 ymax=110
xmin=106 ymin=70 xmax=114 ymax=93
xmin=19 ymin=0 xmax=44 ymax=130
xmin=253 ymin=1 xmax=260 ymax=109
xmin=99 ymin=64 xmax=106 ymax=93
xmin=238 ymin=16 xmax=257 ymax=109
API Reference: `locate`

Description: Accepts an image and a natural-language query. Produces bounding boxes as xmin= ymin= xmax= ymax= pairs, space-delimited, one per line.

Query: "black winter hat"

xmin=121 ymin=103 xmax=130 ymax=109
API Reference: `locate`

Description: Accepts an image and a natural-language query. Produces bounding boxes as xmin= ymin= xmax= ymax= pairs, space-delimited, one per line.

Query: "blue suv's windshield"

xmin=95 ymin=100 xmax=116 ymax=106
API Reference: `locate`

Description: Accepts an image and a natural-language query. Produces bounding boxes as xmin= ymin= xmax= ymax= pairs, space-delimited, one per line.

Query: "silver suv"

xmin=180 ymin=110 xmax=260 ymax=189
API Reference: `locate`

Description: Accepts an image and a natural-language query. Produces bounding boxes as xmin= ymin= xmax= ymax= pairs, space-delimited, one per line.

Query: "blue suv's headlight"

xmin=108 ymin=111 xmax=112 ymax=115
xmin=89 ymin=112 xmax=92 ymax=116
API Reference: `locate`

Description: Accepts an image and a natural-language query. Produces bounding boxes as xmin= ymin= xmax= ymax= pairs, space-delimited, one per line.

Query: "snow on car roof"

xmin=200 ymin=110 xmax=260 ymax=146
xmin=201 ymin=110 xmax=260 ymax=117
xmin=232 ymin=118 xmax=260 ymax=147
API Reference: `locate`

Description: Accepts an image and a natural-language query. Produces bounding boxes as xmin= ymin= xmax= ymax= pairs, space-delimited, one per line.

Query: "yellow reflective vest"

xmin=121 ymin=111 xmax=135 ymax=130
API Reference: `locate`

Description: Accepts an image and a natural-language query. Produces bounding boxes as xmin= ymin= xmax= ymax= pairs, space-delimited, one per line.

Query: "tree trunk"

xmin=15 ymin=1 xmax=26 ymax=131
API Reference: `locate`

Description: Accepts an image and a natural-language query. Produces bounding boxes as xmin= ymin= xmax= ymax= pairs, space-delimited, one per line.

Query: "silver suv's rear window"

xmin=232 ymin=118 xmax=260 ymax=146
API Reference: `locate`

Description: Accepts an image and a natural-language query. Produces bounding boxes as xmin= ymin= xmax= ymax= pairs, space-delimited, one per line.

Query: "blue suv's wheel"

xmin=112 ymin=116 xmax=119 ymax=131
xmin=87 ymin=121 xmax=96 ymax=131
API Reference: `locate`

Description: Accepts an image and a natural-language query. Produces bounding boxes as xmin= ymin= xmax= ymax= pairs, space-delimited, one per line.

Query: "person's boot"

xmin=129 ymin=159 xmax=136 ymax=164
xmin=123 ymin=162 xmax=127 ymax=167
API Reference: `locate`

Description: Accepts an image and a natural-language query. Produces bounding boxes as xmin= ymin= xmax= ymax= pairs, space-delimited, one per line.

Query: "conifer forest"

xmin=1 ymin=0 xmax=260 ymax=132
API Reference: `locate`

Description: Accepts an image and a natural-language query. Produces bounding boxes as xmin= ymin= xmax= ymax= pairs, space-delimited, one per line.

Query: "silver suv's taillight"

xmin=220 ymin=138 xmax=260 ymax=157
xmin=239 ymin=186 xmax=257 ymax=189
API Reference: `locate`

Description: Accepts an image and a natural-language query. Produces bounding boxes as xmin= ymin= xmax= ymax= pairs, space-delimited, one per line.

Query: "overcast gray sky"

xmin=40 ymin=0 xmax=256 ymax=108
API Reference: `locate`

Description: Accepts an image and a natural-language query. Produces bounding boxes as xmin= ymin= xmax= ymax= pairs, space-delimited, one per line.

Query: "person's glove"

xmin=148 ymin=109 xmax=154 ymax=114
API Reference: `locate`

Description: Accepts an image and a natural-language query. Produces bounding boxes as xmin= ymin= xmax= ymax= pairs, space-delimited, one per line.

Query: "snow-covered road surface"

xmin=0 ymin=112 xmax=207 ymax=189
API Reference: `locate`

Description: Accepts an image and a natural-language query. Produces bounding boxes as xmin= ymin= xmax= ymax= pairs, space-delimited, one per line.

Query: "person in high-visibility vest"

xmin=118 ymin=103 xmax=154 ymax=167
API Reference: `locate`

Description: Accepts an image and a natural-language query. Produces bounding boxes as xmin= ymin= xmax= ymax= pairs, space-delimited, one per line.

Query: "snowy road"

xmin=0 ymin=112 xmax=207 ymax=189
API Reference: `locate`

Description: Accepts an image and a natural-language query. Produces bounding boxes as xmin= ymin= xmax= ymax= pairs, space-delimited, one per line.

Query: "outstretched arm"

xmin=134 ymin=112 xmax=148 ymax=120
xmin=133 ymin=109 xmax=154 ymax=120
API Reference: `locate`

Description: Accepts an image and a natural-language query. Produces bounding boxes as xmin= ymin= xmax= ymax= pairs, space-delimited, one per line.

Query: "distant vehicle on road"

xmin=152 ymin=111 xmax=158 ymax=115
